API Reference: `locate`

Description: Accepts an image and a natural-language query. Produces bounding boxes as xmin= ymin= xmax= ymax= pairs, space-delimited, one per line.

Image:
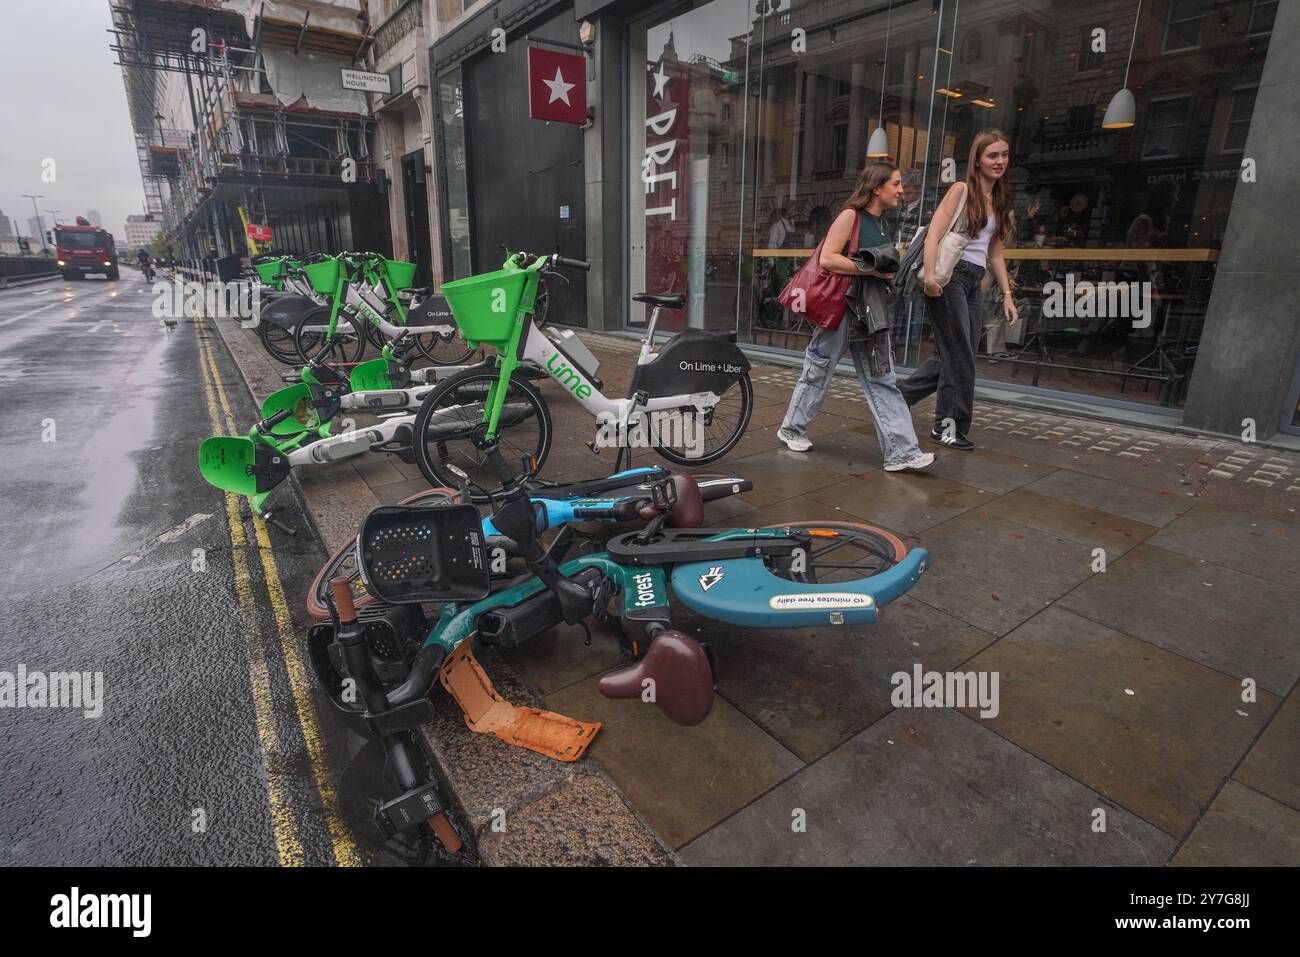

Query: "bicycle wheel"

xmin=412 ymin=367 xmax=551 ymax=502
xmin=414 ymin=328 xmax=474 ymax=366
xmin=653 ymin=373 xmax=753 ymax=466
xmin=764 ymin=521 xmax=907 ymax=584
xmin=259 ymin=318 xmax=300 ymax=365
xmin=294 ymin=308 xmax=365 ymax=365
xmin=306 ymin=486 xmax=458 ymax=621
xmin=363 ymin=316 xmax=386 ymax=351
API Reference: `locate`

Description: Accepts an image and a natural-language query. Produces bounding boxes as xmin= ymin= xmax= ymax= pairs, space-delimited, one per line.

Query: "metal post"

xmin=22 ymin=194 xmax=45 ymax=253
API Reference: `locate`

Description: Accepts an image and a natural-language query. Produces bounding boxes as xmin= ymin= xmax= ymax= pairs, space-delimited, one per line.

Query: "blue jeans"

xmin=780 ymin=316 xmax=922 ymax=467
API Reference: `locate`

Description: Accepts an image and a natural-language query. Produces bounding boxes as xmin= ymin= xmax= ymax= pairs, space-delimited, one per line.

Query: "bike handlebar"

xmin=257 ymin=408 xmax=295 ymax=433
xmin=554 ymin=255 xmax=590 ymax=272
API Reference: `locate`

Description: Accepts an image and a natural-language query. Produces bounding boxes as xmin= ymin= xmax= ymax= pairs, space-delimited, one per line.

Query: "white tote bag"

xmin=933 ymin=182 xmax=971 ymax=289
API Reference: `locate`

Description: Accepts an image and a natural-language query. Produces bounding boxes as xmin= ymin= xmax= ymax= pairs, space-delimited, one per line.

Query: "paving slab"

xmin=544 ymin=676 xmax=805 ymax=849
xmin=1148 ymin=502 xmax=1300 ymax=589
xmin=909 ymin=511 xmax=1096 ymax=636
xmin=915 ymin=447 xmax=1058 ymax=495
xmin=960 ymin=606 xmax=1279 ymax=838
xmin=675 ymin=595 xmax=994 ymax=762
xmin=981 ymin=487 xmax=1159 ymax=555
xmin=1172 ymin=781 xmax=1300 ymax=867
xmin=1022 ymin=468 xmax=1194 ymax=527
xmin=726 ymin=451 xmax=850 ymax=507
xmin=680 ymin=708 xmax=1176 ymax=866
xmin=709 ymin=494 xmax=868 ymax=531
xmin=812 ymin=472 xmax=993 ymax=534
xmin=1059 ymin=543 xmax=1300 ymax=695
xmin=1234 ymin=689 xmax=1300 ymax=813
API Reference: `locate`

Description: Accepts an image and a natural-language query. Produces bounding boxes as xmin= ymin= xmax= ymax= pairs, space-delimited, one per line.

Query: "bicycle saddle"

xmin=633 ymin=292 xmax=685 ymax=309
xmin=637 ymin=473 xmax=704 ymax=528
xmin=401 ymin=286 xmax=432 ymax=297
xmin=597 ymin=631 xmax=715 ymax=726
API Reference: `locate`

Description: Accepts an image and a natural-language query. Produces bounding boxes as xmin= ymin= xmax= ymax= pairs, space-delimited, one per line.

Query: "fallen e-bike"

xmin=309 ymin=475 xmax=928 ymax=850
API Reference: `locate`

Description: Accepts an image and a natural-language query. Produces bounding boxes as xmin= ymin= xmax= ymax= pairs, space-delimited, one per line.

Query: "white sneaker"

xmin=777 ymin=428 xmax=813 ymax=452
xmin=884 ymin=451 xmax=935 ymax=472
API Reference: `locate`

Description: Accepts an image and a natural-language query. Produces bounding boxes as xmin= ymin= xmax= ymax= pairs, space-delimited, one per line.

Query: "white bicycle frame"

xmin=284 ymin=413 xmax=416 ymax=467
xmin=521 ymin=307 xmax=721 ymax=433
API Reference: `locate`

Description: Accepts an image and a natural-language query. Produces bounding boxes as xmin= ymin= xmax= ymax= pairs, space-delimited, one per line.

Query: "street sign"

xmin=341 ymin=68 xmax=392 ymax=94
xmin=246 ymin=223 xmax=271 ymax=242
xmin=526 ymin=47 xmax=587 ymax=125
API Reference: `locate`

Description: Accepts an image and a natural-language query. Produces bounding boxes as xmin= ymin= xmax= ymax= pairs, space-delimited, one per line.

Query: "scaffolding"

xmin=110 ymin=0 xmax=378 ymax=262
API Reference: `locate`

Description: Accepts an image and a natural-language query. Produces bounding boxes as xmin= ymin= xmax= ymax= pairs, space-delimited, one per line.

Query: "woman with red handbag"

xmin=775 ymin=161 xmax=933 ymax=472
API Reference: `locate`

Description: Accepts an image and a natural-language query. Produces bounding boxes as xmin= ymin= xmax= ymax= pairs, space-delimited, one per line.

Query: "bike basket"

xmin=349 ymin=358 xmax=392 ymax=393
xmin=356 ymin=504 xmax=491 ymax=604
xmin=198 ymin=437 xmax=289 ymax=496
xmin=381 ymin=259 xmax=417 ymax=292
xmin=260 ymin=383 xmax=322 ymax=434
xmin=303 ymin=258 xmax=343 ymax=296
xmin=440 ymin=268 xmax=531 ymax=346
xmin=254 ymin=259 xmax=286 ymax=284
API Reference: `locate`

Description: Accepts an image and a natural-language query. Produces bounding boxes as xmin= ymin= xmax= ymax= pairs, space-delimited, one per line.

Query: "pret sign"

xmin=526 ymin=47 xmax=587 ymax=125
xmin=341 ymin=68 xmax=392 ymax=94
xmin=245 ymin=223 xmax=272 ymax=242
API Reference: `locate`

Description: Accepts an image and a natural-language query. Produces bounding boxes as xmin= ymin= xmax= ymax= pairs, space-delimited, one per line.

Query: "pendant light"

xmin=1103 ymin=0 xmax=1142 ymax=129
xmin=866 ymin=0 xmax=893 ymax=157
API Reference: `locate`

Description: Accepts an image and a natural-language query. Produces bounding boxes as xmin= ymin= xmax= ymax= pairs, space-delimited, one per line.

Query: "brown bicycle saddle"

xmin=596 ymin=630 xmax=715 ymax=726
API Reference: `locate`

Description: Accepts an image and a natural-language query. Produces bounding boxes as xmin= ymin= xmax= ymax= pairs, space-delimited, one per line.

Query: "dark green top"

xmin=857 ymin=209 xmax=892 ymax=250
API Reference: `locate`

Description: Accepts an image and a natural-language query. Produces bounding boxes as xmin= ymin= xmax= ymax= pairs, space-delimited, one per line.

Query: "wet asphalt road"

xmin=0 ymin=272 xmax=439 ymax=865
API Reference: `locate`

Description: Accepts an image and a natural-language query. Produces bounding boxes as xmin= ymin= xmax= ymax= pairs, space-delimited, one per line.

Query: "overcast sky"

xmin=0 ymin=1 xmax=145 ymax=240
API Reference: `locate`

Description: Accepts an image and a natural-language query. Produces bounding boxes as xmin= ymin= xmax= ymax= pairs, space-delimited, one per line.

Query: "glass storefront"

xmin=627 ymin=0 xmax=1274 ymax=411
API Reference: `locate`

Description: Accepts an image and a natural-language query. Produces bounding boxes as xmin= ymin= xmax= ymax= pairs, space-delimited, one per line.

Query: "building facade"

xmin=113 ymin=0 xmax=392 ymax=277
xmin=125 ymin=213 xmax=163 ymax=248
xmin=426 ymin=0 xmax=1300 ymax=441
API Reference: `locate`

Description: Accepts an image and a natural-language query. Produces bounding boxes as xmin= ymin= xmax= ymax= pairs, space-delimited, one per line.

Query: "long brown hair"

xmin=842 ymin=160 xmax=900 ymax=213
xmin=960 ymin=129 xmax=1013 ymax=242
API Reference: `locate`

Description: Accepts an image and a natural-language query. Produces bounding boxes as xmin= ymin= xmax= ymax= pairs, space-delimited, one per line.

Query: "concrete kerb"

xmin=201 ymin=308 xmax=677 ymax=866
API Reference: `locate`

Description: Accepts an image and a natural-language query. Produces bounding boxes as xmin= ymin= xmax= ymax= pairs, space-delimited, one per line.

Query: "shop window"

xmin=1222 ymin=87 xmax=1257 ymax=152
xmin=1141 ymin=96 xmax=1191 ymax=158
xmin=1076 ymin=28 xmax=1105 ymax=72
xmin=1249 ymin=0 xmax=1278 ymax=36
xmin=1163 ymin=0 xmax=1206 ymax=53
xmin=1066 ymin=104 xmax=1096 ymax=133
xmin=830 ymin=124 xmax=848 ymax=172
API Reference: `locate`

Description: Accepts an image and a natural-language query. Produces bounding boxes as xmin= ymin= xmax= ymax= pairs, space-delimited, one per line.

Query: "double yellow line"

xmin=194 ymin=314 xmax=361 ymax=867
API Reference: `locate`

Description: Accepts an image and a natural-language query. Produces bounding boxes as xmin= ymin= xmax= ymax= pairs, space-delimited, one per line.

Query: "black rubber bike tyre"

xmin=653 ymin=372 xmax=753 ymax=466
xmin=411 ymin=367 xmax=552 ymax=502
xmin=294 ymin=307 xmax=366 ymax=365
xmin=259 ymin=317 xmax=301 ymax=364
xmin=413 ymin=329 xmax=475 ymax=366
xmin=765 ymin=520 xmax=908 ymax=584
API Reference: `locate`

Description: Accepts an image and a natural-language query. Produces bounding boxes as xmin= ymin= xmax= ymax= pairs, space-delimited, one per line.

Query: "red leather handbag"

xmin=777 ymin=211 xmax=860 ymax=330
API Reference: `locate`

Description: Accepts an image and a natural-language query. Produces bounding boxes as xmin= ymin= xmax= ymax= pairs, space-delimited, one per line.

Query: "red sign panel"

xmin=642 ymin=55 xmax=690 ymax=331
xmin=246 ymin=224 xmax=272 ymax=242
xmin=526 ymin=47 xmax=587 ymax=125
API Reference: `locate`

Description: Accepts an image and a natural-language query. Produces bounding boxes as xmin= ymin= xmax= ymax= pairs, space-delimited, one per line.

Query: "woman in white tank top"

xmin=899 ymin=130 xmax=1020 ymax=450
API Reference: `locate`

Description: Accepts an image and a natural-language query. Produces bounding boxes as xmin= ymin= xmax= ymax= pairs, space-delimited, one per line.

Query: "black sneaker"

xmin=929 ymin=426 xmax=975 ymax=450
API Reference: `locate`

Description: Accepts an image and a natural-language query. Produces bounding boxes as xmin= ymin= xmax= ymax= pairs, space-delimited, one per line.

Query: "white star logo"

xmin=650 ymin=63 xmax=669 ymax=100
xmin=543 ymin=67 xmax=575 ymax=106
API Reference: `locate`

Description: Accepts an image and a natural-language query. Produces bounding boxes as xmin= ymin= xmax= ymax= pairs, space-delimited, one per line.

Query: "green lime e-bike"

xmin=410 ymin=250 xmax=755 ymax=499
xmin=290 ymin=252 xmax=473 ymax=367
